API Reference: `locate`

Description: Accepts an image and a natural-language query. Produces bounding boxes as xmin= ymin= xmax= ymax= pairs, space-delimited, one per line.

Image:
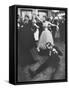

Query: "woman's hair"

xmin=43 ymin=15 xmax=47 ymax=20
xmin=24 ymin=14 xmax=29 ymax=19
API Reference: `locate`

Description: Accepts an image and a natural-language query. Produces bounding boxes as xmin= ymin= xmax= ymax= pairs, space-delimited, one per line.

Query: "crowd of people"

xmin=18 ymin=11 xmax=65 ymax=79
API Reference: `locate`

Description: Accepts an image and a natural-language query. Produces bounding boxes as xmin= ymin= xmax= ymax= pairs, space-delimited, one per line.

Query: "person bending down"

xmin=29 ymin=42 xmax=63 ymax=78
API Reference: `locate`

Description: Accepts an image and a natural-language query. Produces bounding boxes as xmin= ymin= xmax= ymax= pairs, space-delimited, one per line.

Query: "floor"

xmin=18 ymin=41 xmax=65 ymax=82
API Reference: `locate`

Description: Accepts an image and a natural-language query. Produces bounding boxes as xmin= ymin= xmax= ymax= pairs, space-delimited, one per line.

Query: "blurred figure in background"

xmin=59 ymin=17 xmax=65 ymax=42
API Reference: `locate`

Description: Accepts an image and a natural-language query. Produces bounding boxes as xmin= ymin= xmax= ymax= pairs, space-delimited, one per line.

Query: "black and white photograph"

xmin=9 ymin=5 xmax=67 ymax=85
xmin=0 ymin=0 xmax=69 ymax=89
xmin=17 ymin=6 xmax=67 ymax=83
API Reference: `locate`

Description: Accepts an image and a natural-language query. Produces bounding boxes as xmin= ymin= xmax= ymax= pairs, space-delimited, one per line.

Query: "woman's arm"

xmin=49 ymin=22 xmax=57 ymax=27
xmin=49 ymin=22 xmax=59 ymax=31
xmin=36 ymin=15 xmax=43 ymax=23
xmin=34 ymin=23 xmax=39 ymax=29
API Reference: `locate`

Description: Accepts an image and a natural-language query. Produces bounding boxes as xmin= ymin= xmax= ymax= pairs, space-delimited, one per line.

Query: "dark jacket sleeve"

xmin=53 ymin=46 xmax=63 ymax=56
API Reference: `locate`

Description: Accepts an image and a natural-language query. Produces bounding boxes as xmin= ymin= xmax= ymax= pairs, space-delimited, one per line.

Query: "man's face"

xmin=24 ymin=16 xmax=29 ymax=23
xmin=46 ymin=43 xmax=53 ymax=50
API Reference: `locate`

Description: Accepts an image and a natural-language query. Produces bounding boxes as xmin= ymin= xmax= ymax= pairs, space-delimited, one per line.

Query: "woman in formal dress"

xmin=36 ymin=15 xmax=59 ymax=52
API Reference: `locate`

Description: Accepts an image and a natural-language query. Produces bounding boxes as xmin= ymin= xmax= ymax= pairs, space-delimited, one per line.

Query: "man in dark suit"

xmin=18 ymin=15 xmax=36 ymax=68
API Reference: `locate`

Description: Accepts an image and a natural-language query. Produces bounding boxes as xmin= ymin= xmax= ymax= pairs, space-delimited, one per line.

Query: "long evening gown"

xmin=37 ymin=21 xmax=54 ymax=49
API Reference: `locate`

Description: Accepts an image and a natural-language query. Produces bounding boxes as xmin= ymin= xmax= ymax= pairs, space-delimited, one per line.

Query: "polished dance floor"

xmin=18 ymin=41 xmax=65 ymax=82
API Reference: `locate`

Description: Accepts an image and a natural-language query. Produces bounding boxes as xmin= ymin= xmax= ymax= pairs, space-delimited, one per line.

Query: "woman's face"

xmin=32 ymin=19 xmax=36 ymax=24
xmin=42 ymin=16 xmax=46 ymax=22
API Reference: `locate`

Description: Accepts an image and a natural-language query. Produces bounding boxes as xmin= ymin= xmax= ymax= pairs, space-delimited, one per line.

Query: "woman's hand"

xmin=34 ymin=24 xmax=39 ymax=29
xmin=37 ymin=47 xmax=40 ymax=52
